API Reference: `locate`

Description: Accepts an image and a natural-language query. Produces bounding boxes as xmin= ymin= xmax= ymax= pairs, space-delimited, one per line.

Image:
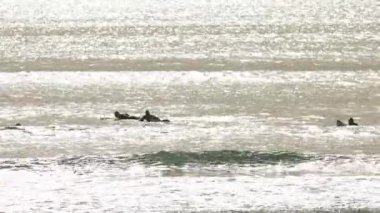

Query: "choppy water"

xmin=0 ymin=0 xmax=380 ymax=212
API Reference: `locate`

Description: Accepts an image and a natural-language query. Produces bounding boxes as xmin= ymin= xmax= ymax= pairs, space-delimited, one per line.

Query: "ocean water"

xmin=0 ymin=0 xmax=379 ymax=212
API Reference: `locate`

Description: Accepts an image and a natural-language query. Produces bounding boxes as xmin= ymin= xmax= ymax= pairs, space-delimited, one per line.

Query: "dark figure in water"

xmin=139 ymin=110 xmax=170 ymax=122
xmin=336 ymin=120 xmax=346 ymax=127
xmin=348 ymin=117 xmax=358 ymax=126
xmin=2 ymin=123 xmax=32 ymax=134
xmin=336 ymin=118 xmax=359 ymax=127
xmin=4 ymin=123 xmax=22 ymax=130
xmin=114 ymin=111 xmax=139 ymax=120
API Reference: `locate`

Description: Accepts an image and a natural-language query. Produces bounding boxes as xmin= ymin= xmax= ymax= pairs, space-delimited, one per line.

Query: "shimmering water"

xmin=0 ymin=0 xmax=379 ymax=212
xmin=0 ymin=0 xmax=378 ymax=71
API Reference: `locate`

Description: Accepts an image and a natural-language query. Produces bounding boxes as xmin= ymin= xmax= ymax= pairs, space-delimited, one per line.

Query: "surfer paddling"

xmin=139 ymin=110 xmax=170 ymax=123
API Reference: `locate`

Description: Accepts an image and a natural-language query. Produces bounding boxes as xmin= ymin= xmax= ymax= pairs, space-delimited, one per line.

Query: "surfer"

xmin=336 ymin=120 xmax=346 ymax=127
xmin=4 ymin=123 xmax=22 ymax=129
xmin=348 ymin=117 xmax=358 ymax=126
xmin=139 ymin=110 xmax=170 ymax=122
xmin=114 ymin=111 xmax=139 ymax=120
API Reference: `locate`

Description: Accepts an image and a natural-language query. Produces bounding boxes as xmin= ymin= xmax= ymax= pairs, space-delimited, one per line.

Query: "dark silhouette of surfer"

xmin=336 ymin=120 xmax=346 ymax=127
xmin=1 ymin=123 xmax=32 ymax=134
xmin=114 ymin=111 xmax=139 ymax=120
xmin=4 ymin=123 xmax=22 ymax=129
xmin=139 ymin=110 xmax=170 ymax=122
xmin=336 ymin=117 xmax=359 ymax=127
xmin=348 ymin=117 xmax=358 ymax=126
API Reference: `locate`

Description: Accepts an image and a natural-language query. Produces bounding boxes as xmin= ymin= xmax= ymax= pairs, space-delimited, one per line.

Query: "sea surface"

xmin=0 ymin=0 xmax=379 ymax=212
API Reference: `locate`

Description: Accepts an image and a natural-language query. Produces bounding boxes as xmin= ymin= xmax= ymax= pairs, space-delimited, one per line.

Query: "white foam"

xmin=0 ymin=167 xmax=379 ymax=211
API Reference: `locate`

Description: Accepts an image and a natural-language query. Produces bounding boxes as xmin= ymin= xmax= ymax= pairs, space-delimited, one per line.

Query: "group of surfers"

xmin=114 ymin=110 xmax=170 ymax=123
xmin=336 ymin=117 xmax=358 ymax=127
xmin=2 ymin=112 xmax=360 ymax=129
xmin=115 ymin=110 xmax=360 ymax=127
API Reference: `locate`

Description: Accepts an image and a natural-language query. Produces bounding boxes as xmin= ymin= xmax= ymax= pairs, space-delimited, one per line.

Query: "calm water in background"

xmin=0 ymin=0 xmax=379 ymax=212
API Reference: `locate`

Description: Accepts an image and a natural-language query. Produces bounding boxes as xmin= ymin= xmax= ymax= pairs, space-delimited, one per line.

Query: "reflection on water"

xmin=0 ymin=0 xmax=378 ymax=71
xmin=0 ymin=0 xmax=379 ymax=211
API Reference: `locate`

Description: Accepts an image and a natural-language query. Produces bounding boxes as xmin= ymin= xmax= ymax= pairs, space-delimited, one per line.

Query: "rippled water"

xmin=0 ymin=0 xmax=379 ymax=71
xmin=1 ymin=71 xmax=379 ymax=212
xmin=0 ymin=0 xmax=380 ymax=212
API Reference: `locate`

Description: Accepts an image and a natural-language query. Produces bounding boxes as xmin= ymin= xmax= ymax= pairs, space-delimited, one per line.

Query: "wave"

xmin=131 ymin=150 xmax=313 ymax=166
xmin=1 ymin=150 xmax=313 ymax=169
xmin=2 ymin=151 xmax=380 ymax=176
